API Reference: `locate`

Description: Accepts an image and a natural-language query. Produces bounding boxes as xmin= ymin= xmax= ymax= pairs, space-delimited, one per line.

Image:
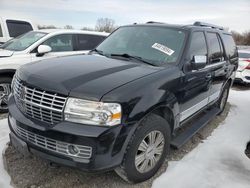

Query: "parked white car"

xmin=0 ymin=29 xmax=109 ymax=112
xmin=0 ymin=16 xmax=38 ymax=45
xmin=235 ymin=50 xmax=250 ymax=84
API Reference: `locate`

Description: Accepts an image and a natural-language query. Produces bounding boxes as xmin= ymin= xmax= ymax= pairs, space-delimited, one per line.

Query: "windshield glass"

xmin=2 ymin=31 xmax=47 ymax=51
xmin=96 ymin=26 xmax=186 ymax=66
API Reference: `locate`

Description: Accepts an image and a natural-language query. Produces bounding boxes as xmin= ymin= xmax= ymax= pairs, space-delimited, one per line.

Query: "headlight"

xmin=64 ymin=98 xmax=122 ymax=126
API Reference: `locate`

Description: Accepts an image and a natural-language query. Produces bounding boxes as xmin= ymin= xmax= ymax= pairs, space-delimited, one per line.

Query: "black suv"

xmin=8 ymin=22 xmax=238 ymax=183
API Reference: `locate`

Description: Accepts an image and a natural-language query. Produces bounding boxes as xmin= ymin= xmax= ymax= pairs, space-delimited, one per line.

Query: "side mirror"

xmin=37 ymin=45 xmax=52 ymax=56
xmin=191 ymin=55 xmax=207 ymax=70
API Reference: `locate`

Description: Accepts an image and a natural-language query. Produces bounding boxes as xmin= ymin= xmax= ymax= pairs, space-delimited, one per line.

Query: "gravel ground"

xmin=2 ymin=84 xmax=249 ymax=188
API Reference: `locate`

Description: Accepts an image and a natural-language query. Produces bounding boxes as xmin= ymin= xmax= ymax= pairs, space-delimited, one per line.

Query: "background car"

xmin=0 ymin=16 xmax=38 ymax=45
xmin=0 ymin=29 xmax=109 ymax=112
xmin=235 ymin=50 xmax=250 ymax=84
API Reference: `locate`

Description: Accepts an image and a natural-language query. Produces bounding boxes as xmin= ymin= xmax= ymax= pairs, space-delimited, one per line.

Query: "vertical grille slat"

xmin=13 ymin=75 xmax=67 ymax=125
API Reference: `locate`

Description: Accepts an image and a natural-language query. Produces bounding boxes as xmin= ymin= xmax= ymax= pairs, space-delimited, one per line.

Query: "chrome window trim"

xmin=192 ymin=61 xmax=226 ymax=72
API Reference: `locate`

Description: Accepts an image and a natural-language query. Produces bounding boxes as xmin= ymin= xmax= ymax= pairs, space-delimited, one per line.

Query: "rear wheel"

xmin=0 ymin=77 xmax=12 ymax=113
xmin=115 ymin=114 xmax=170 ymax=183
xmin=217 ymin=82 xmax=230 ymax=114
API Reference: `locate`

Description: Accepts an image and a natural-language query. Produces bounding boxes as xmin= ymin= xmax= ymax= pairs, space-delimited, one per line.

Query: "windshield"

xmin=2 ymin=31 xmax=47 ymax=51
xmin=96 ymin=26 xmax=186 ymax=66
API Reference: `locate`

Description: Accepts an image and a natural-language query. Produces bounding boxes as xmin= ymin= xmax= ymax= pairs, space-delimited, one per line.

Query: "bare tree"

xmin=38 ymin=25 xmax=57 ymax=29
xmin=81 ymin=27 xmax=95 ymax=31
xmin=95 ymin=18 xmax=116 ymax=32
xmin=64 ymin=25 xmax=74 ymax=29
xmin=232 ymin=30 xmax=250 ymax=45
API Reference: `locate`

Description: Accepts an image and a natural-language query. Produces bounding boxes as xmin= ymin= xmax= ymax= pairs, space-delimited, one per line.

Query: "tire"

xmin=115 ymin=114 xmax=171 ymax=183
xmin=216 ymin=82 xmax=230 ymax=115
xmin=0 ymin=76 xmax=12 ymax=113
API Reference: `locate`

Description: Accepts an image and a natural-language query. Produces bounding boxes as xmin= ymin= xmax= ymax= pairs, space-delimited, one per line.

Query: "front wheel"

xmin=115 ymin=114 xmax=170 ymax=183
xmin=0 ymin=77 xmax=12 ymax=113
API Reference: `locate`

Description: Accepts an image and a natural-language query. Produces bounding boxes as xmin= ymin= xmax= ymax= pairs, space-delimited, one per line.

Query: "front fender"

xmin=101 ymin=66 xmax=182 ymax=128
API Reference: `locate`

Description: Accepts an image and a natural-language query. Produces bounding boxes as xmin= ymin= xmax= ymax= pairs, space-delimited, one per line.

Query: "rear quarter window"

xmin=6 ymin=20 xmax=33 ymax=38
xmin=77 ymin=34 xmax=106 ymax=50
xmin=222 ymin=34 xmax=237 ymax=59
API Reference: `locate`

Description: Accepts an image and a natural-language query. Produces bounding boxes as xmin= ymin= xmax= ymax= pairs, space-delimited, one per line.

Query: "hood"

xmin=19 ymin=55 xmax=162 ymax=101
xmin=0 ymin=49 xmax=14 ymax=57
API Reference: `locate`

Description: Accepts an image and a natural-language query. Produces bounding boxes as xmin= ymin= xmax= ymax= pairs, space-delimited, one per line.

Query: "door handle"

xmin=205 ymin=74 xmax=212 ymax=80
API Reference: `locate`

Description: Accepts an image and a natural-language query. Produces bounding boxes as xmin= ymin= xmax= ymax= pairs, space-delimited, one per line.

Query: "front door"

xmin=31 ymin=34 xmax=81 ymax=62
xmin=179 ymin=31 xmax=211 ymax=122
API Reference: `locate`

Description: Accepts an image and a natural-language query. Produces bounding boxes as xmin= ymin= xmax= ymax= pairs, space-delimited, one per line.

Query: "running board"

xmin=171 ymin=107 xmax=220 ymax=149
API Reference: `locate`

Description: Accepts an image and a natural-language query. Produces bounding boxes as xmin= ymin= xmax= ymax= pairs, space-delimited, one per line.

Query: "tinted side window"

xmin=189 ymin=32 xmax=207 ymax=59
xmin=6 ymin=20 xmax=33 ymax=37
xmin=77 ymin=34 xmax=106 ymax=50
xmin=207 ymin=32 xmax=223 ymax=63
xmin=222 ymin=34 xmax=237 ymax=59
xmin=0 ymin=23 xmax=3 ymax=37
xmin=43 ymin=34 xmax=73 ymax=52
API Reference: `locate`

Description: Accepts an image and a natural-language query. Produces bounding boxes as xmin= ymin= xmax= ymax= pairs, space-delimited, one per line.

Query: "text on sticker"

xmin=152 ymin=43 xmax=175 ymax=56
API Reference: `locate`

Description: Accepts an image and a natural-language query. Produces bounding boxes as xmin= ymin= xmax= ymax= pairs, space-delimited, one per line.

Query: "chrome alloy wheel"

xmin=0 ymin=83 xmax=11 ymax=110
xmin=135 ymin=131 xmax=165 ymax=173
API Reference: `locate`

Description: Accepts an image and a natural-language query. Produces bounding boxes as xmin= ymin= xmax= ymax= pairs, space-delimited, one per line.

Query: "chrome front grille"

xmin=12 ymin=75 xmax=67 ymax=124
xmin=13 ymin=124 xmax=92 ymax=159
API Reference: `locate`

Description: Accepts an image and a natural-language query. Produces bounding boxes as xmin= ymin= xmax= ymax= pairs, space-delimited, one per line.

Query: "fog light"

xmin=68 ymin=145 xmax=79 ymax=155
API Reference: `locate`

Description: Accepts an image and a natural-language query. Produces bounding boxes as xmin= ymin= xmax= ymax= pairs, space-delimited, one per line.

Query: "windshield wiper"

xmin=90 ymin=48 xmax=105 ymax=56
xmin=109 ymin=53 xmax=156 ymax=66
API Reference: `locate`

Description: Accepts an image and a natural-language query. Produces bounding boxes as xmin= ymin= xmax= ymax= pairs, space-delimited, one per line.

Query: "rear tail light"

xmin=246 ymin=64 xmax=250 ymax=70
xmin=245 ymin=60 xmax=250 ymax=70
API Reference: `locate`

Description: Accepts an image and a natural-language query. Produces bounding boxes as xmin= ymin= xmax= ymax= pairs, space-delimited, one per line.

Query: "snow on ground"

xmin=0 ymin=119 xmax=12 ymax=188
xmin=153 ymin=89 xmax=250 ymax=188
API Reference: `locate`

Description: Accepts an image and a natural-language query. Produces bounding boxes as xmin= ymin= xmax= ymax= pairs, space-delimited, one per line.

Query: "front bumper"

xmin=8 ymin=94 xmax=137 ymax=172
xmin=235 ymin=70 xmax=250 ymax=84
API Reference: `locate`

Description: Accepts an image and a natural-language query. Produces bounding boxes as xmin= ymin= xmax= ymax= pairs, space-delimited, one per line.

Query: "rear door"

xmin=179 ymin=31 xmax=210 ymax=122
xmin=205 ymin=32 xmax=227 ymax=103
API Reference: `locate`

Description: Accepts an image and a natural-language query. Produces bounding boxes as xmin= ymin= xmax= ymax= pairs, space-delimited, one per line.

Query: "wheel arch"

xmin=0 ymin=69 xmax=16 ymax=78
xmin=150 ymin=106 xmax=175 ymax=134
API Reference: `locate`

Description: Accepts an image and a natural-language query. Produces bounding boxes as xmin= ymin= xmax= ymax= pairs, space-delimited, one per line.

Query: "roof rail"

xmin=193 ymin=21 xmax=224 ymax=30
xmin=146 ymin=21 xmax=165 ymax=24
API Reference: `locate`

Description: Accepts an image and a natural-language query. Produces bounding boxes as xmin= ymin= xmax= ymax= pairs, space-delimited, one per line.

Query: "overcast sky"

xmin=0 ymin=0 xmax=249 ymax=32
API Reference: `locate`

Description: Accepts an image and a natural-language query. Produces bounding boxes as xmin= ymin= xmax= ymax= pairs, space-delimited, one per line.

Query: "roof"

xmin=38 ymin=29 xmax=109 ymax=36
